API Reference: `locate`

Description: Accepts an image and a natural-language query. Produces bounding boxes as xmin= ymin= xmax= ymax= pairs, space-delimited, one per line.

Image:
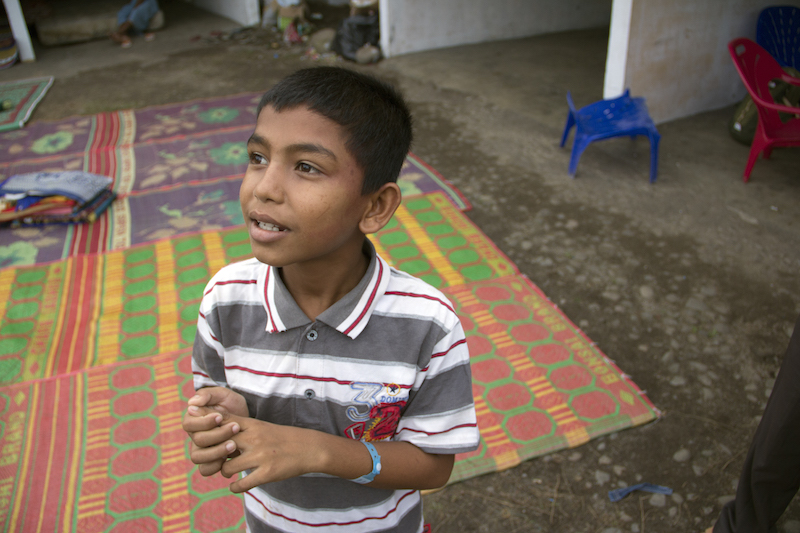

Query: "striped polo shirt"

xmin=192 ymin=240 xmax=480 ymax=533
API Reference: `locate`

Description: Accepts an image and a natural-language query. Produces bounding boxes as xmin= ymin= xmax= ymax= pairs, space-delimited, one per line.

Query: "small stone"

xmin=639 ymin=286 xmax=654 ymax=299
xmin=685 ymin=298 xmax=709 ymax=312
xmin=698 ymin=374 xmax=713 ymax=386
xmin=613 ymin=465 xmax=626 ymax=476
xmin=717 ymin=495 xmax=735 ymax=506
xmin=693 ymin=464 xmax=705 ymax=476
xmin=670 ymin=376 xmax=687 ymax=386
xmin=703 ymin=506 xmax=714 ymax=515
xmin=565 ymin=219 xmax=579 ymax=229
xmin=568 ymin=451 xmax=582 ymax=461
xmin=668 ymin=506 xmax=678 ymax=518
xmin=702 ymin=387 xmax=715 ymax=400
xmin=602 ymin=291 xmax=620 ymax=301
xmin=649 ymin=493 xmax=667 ymax=507
xmin=598 ymin=455 xmax=612 ymax=465
xmin=601 ymin=529 xmax=622 ymax=533
xmin=597 ymin=442 xmax=606 ymax=451
xmin=619 ymin=511 xmax=633 ymax=522
xmin=595 ymin=470 xmax=611 ymax=486
xmin=673 ymin=448 xmax=692 ymax=462
xmin=671 ymin=492 xmax=684 ymax=505
xmin=689 ymin=361 xmax=709 ymax=372
xmin=631 ymin=526 xmax=640 ymax=533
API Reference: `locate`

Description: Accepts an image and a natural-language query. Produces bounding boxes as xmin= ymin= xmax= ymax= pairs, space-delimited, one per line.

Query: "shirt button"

xmin=304 ymin=389 xmax=315 ymax=399
xmin=306 ymin=330 xmax=318 ymax=341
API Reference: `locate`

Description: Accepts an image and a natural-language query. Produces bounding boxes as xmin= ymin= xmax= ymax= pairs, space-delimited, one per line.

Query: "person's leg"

xmin=109 ymin=20 xmax=133 ymax=46
xmin=127 ymin=0 xmax=159 ymax=35
xmin=116 ymin=0 xmax=135 ymax=27
xmin=111 ymin=0 xmax=138 ymax=46
xmin=712 ymin=313 xmax=800 ymax=533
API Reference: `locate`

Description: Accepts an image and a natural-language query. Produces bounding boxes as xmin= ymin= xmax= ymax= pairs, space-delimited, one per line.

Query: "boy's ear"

xmin=359 ymin=182 xmax=401 ymax=235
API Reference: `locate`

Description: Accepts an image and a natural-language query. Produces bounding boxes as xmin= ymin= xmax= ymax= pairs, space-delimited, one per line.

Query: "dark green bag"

xmin=729 ymin=66 xmax=800 ymax=145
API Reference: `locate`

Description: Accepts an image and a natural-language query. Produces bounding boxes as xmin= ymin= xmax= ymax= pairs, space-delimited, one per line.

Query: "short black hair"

xmin=257 ymin=67 xmax=413 ymax=194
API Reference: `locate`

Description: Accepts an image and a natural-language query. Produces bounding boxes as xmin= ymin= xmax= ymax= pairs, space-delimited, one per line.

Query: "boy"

xmin=182 ymin=67 xmax=480 ymax=533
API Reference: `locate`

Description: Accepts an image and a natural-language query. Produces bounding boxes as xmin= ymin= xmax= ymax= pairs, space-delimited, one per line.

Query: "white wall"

xmin=188 ymin=0 xmax=260 ymax=26
xmin=379 ymin=0 xmax=612 ymax=58
xmin=615 ymin=0 xmax=800 ymax=124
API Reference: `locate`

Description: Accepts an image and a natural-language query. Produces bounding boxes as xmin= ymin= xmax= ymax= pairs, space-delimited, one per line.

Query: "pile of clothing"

xmin=0 ymin=171 xmax=115 ymax=226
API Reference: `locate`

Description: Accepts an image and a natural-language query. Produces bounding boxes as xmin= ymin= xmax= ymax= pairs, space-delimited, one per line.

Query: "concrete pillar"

xmin=3 ymin=0 xmax=35 ymax=61
xmin=604 ymin=0 xmax=632 ymax=99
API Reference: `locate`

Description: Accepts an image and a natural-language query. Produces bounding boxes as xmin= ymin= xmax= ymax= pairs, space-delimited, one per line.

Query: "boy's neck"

xmin=279 ymin=238 xmax=371 ymax=322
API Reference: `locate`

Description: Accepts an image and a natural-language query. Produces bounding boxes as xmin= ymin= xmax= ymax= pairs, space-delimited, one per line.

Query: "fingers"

xmin=229 ymin=474 xmax=258 ymax=494
xmin=188 ymin=387 xmax=234 ymax=408
xmin=190 ymin=438 xmax=238 ymax=467
xmin=191 ymin=421 xmax=241 ymax=448
xmin=182 ymin=410 xmax=224 ymax=433
xmin=198 ymin=459 xmax=225 ymax=477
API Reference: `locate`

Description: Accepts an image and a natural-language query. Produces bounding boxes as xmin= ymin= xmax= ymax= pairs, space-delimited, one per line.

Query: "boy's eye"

xmin=249 ymin=153 xmax=267 ymax=165
xmin=297 ymin=162 xmax=319 ymax=174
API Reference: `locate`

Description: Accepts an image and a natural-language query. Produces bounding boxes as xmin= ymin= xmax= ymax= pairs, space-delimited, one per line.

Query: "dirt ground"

xmin=4 ymin=1 xmax=800 ymax=531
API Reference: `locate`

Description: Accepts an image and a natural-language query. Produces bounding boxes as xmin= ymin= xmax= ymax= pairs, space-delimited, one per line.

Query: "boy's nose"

xmin=252 ymin=164 xmax=284 ymax=203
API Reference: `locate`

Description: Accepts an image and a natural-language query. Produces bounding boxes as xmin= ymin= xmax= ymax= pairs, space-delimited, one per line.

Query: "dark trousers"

xmin=713 ymin=313 xmax=800 ymax=533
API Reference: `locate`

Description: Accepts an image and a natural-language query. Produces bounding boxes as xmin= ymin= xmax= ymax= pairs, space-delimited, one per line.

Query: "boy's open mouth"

xmin=256 ymin=221 xmax=286 ymax=232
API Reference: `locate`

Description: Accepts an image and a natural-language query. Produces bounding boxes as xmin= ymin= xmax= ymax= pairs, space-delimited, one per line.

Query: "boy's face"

xmin=240 ymin=105 xmax=371 ymax=269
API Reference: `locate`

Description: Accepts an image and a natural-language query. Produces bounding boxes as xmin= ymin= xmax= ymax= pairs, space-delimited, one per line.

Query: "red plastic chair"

xmin=728 ymin=37 xmax=800 ymax=181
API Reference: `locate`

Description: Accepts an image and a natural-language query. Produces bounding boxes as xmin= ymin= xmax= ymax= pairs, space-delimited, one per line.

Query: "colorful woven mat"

xmin=0 ymin=94 xmax=658 ymax=532
xmin=0 ymin=77 xmax=53 ymax=133
xmin=0 ymin=193 xmax=658 ymax=531
xmin=0 ymin=275 xmax=657 ymax=532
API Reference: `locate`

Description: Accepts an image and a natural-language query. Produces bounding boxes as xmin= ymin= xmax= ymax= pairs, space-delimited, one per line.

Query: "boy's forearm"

xmin=310 ymin=431 xmax=454 ymax=490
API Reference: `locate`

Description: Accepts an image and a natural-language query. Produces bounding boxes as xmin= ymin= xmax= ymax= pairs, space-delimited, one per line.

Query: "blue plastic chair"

xmin=560 ymin=89 xmax=661 ymax=183
xmin=756 ymin=5 xmax=800 ymax=69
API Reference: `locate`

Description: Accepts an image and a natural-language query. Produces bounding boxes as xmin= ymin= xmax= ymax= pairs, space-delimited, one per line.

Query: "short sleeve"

xmin=192 ymin=283 xmax=228 ymax=391
xmin=393 ymin=316 xmax=480 ymax=455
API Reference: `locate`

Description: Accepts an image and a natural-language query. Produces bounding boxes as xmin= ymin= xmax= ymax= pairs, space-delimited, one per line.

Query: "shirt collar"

xmin=257 ymin=239 xmax=390 ymax=339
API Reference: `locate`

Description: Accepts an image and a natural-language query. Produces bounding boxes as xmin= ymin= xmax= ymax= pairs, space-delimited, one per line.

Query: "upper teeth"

xmin=257 ymin=221 xmax=283 ymax=232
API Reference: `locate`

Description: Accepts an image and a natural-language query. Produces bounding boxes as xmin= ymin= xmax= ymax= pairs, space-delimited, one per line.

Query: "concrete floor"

xmin=3 ymin=1 xmax=799 ymax=531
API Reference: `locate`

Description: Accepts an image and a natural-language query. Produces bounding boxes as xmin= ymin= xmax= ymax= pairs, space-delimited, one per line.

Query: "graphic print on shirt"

xmin=344 ymin=381 xmax=407 ymax=442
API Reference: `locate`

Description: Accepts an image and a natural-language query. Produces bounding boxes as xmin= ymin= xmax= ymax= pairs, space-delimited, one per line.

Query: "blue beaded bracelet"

xmin=350 ymin=441 xmax=381 ymax=484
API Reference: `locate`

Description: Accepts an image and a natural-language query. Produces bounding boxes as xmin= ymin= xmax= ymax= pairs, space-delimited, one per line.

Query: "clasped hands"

xmin=182 ymin=386 xmax=322 ymax=493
